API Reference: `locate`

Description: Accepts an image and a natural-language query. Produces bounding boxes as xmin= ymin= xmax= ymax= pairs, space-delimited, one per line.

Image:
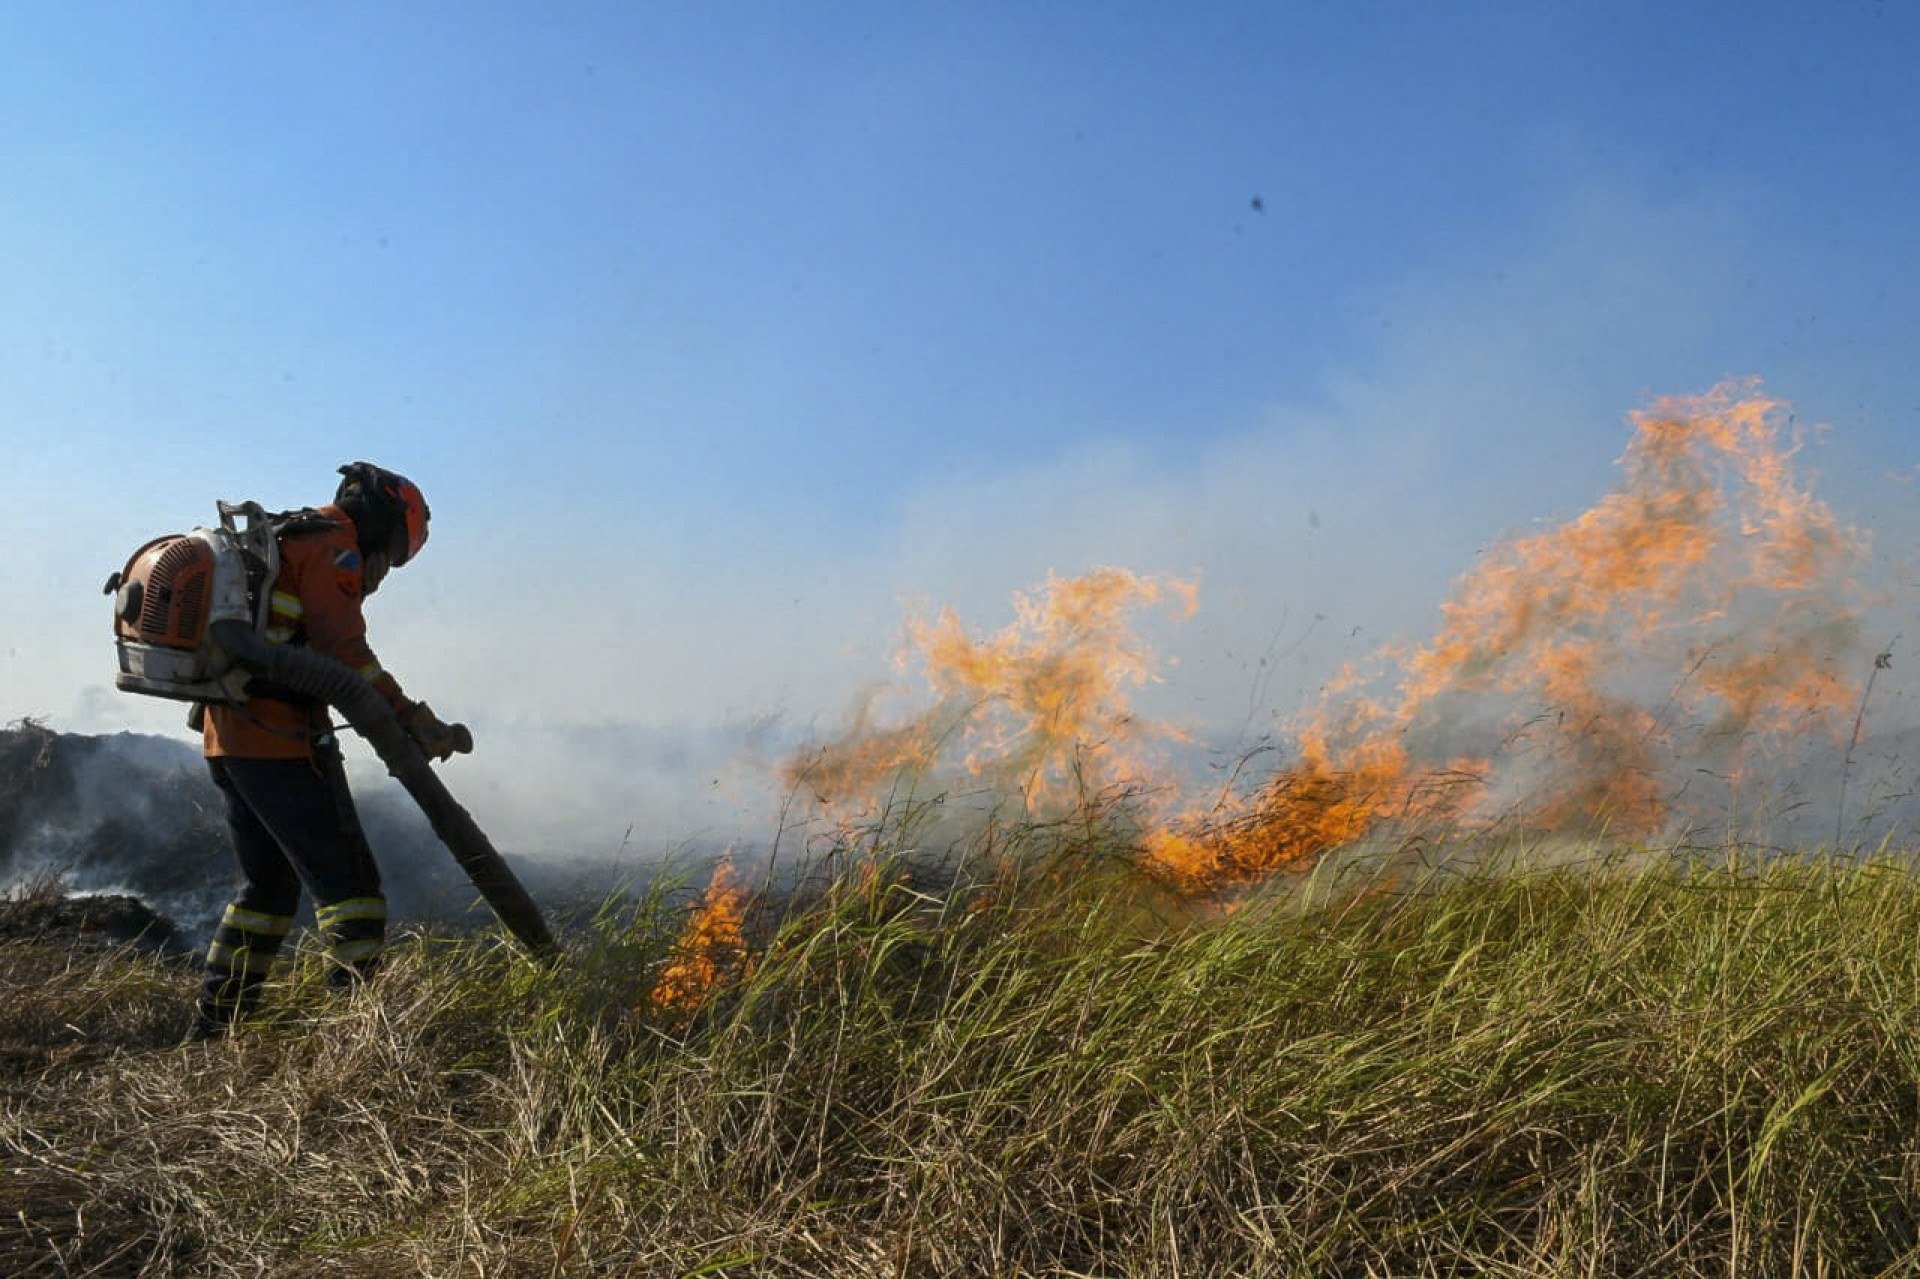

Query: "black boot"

xmin=182 ymin=1008 xmax=231 ymax=1044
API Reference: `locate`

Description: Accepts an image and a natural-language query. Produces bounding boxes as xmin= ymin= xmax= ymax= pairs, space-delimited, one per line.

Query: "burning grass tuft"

xmin=8 ymin=813 xmax=1920 ymax=1276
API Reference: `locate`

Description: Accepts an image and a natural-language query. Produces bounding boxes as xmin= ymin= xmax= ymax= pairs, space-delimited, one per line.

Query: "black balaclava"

xmin=334 ymin=462 xmax=403 ymax=563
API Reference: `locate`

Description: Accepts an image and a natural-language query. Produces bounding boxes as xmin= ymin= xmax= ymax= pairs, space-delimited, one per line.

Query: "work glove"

xmin=401 ymin=701 xmax=474 ymax=762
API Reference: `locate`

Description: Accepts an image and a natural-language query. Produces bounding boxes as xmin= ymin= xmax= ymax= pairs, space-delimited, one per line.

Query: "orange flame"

xmin=786 ymin=567 xmax=1197 ymax=814
xmin=648 ymin=859 xmax=748 ymax=1019
xmin=782 ymin=383 xmax=1868 ymax=901
xmin=1150 ymin=381 xmax=1869 ymax=885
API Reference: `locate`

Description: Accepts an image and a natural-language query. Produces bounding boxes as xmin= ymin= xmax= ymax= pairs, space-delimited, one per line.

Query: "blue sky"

xmin=5 ymin=3 xmax=1918 ymax=847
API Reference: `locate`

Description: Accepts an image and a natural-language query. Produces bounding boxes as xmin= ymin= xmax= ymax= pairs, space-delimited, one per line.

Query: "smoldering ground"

xmin=0 ymin=720 xmax=752 ymax=943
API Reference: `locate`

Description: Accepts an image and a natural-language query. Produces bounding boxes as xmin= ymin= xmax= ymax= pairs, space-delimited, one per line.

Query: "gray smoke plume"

xmin=0 ymin=721 xmax=674 ymax=943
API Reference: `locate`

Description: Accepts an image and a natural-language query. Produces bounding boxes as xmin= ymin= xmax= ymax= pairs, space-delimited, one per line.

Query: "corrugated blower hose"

xmin=211 ymin=620 xmax=556 ymax=957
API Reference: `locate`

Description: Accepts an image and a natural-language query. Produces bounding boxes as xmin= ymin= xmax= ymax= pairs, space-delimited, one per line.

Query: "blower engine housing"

xmin=107 ymin=503 xmax=279 ymax=704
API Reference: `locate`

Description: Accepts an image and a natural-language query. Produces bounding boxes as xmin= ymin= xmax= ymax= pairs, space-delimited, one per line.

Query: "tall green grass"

xmin=7 ymin=830 xmax=1920 ymax=1276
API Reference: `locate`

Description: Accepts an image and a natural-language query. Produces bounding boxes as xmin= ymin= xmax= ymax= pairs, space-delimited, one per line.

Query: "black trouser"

xmin=197 ymin=738 xmax=387 ymax=1029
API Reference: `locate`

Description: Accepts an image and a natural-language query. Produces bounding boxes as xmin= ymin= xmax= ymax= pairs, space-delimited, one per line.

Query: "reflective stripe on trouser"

xmin=198 ymin=901 xmax=295 ymax=1025
xmin=199 ymin=745 xmax=383 ymax=1024
xmin=317 ymin=894 xmax=388 ymax=978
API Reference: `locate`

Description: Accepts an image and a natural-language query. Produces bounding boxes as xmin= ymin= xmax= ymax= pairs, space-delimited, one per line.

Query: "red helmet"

xmin=389 ymin=474 xmax=430 ymax=565
xmin=335 ymin=462 xmax=431 ymax=566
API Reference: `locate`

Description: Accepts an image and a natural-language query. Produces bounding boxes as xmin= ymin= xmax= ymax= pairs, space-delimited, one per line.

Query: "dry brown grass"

xmin=7 ymin=839 xmax=1920 ymax=1276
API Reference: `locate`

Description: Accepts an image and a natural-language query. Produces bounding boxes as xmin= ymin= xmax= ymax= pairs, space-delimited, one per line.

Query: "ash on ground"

xmin=0 ymin=887 xmax=186 ymax=958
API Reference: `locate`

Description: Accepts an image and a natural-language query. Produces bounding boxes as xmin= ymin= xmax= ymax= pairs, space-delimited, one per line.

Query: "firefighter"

xmin=190 ymin=462 xmax=470 ymax=1040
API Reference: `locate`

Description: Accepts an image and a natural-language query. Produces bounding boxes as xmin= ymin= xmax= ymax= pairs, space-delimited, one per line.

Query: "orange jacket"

xmin=204 ymin=505 xmax=411 ymax=759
